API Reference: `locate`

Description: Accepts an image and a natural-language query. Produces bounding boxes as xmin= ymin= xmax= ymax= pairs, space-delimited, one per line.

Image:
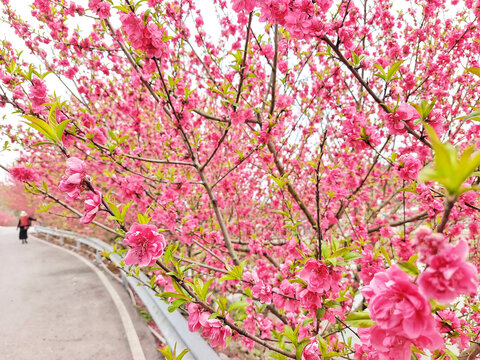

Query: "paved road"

xmin=0 ymin=226 xmax=161 ymax=360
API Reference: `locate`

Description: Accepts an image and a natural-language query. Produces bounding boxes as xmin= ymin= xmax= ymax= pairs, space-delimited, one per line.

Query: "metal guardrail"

xmin=34 ymin=225 xmax=221 ymax=360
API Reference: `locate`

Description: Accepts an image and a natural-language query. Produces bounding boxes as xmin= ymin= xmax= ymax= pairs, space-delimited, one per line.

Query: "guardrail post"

xmin=76 ymin=240 xmax=81 ymax=250
xmin=96 ymin=250 xmax=101 ymax=264
xmin=121 ymin=271 xmax=128 ymax=288
xmin=59 ymin=236 xmax=64 ymax=245
xmin=46 ymin=233 xmax=50 ymax=242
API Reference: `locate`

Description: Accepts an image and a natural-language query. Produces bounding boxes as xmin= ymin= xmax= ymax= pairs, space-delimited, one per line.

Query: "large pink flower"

xmin=419 ymin=240 xmax=478 ymax=304
xmin=361 ymin=265 xmax=443 ymax=356
xmin=124 ymin=223 xmax=167 ymax=266
xmin=80 ymin=190 xmax=101 ymax=224
xmin=58 ymin=157 xmax=86 ymax=199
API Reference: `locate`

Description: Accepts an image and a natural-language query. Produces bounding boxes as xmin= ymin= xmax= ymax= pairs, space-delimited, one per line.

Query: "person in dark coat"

xmin=17 ymin=211 xmax=36 ymax=244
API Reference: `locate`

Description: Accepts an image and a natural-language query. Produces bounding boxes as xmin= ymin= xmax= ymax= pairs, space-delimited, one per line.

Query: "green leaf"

xmin=419 ymin=124 xmax=480 ymax=197
xmin=168 ymin=299 xmax=188 ymax=313
xmin=343 ymin=251 xmax=362 ymax=261
xmin=22 ymin=115 xmax=57 ymax=141
xmin=56 ymin=118 xmax=71 ymax=140
xmin=32 ymin=141 xmax=55 ymax=147
xmin=318 ymin=336 xmax=328 ymax=357
xmin=175 ymin=349 xmax=190 ymax=360
xmin=443 ymin=348 xmax=458 ymax=360
xmin=219 ymin=262 xmax=244 ymax=281
xmin=386 ymin=60 xmax=405 ymax=82
xmin=164 ymin=244 xmax=178 ymax=265
xmin=158 ymin=291 xmax=188 ymax=300
xmin=466 ymin=67 xmax=480 ymax=78
xmin=228 ymin=300 xmax=249 ymax=312
xmin=397 ymin=261 xmax=420 ymax=276
xmin=458 ymin=110 xmax=480 ymax=122
xmin=380 ymin=246 xmax=391 ymax=266
xmin=283 ymin=325 xmax=299 ymax=346
xmin=295 ymin=338 xmax=310 ymax=360
xmin=331 ymin=247 xmax=351 ymax=259
xmin=345 ymin=311 xmax=375 ymax=328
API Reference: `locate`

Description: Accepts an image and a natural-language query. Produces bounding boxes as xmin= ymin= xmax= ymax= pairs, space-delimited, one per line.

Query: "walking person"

xmin=17 ymin=211 xmax=36 ymax=244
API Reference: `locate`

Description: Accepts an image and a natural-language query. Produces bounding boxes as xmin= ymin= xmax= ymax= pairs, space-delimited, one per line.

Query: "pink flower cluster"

xmin=360 ymin=265 xmax=444 ymax=360
xmin=297 ymin=258 xmax=341 ymax=312
xmin=398 ymin=155 xmax=422 ymax=181
xmin=232 ymin=0 xmax=333 ymax=40
xmin=88 ymin=0 xmax=111 ymax=19
xmin=412 ymin=226 xmax=478 ymax=303
xmin=251 ymin=280 xmax=273 ymax=304
xmin=187 ymin=303 xmax=232 ymax=348
xmin=355 ymin=247 xmax=385 ymax=285
xmin=419 ymin=239 xmax=478 ymax=304
xmin=10 ymin=166 xmax=39 ymax=183
xmin=384 ymin=103 xmax=419 ymax=135
xmin=411 ymin=226 xmax=445 ymax=263
xmin=58 ymin=157 xmax=86 ymax=199
xmin=58 ymin=157 xmax=102 ymax=224
xmin=120 ymin=12 xmax=169 ymax=58
xmin=123 ymin=223 xmax=167 ymax=266
xmin=29 ymin=78 xmax=47 ymax=113
xmin=301 ymin=338 xmax=321 ymax=360
xmin=360 ymin=229 xmax=478 ymax=358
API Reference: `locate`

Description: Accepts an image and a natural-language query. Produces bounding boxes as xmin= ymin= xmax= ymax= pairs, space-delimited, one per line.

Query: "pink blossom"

xmin=418 ymin=240 xmax=478 ymax=304
xmin=199 ymin=313 xmax=232 ymax=348
xmin=258 ymin=316 xmax=273 ymax=338
xmin=398 ymin=155 xmax=421 ymax=181
xmin=301 ymin=338 xmax=321 ymax=360
xmin=10 ymin=166 xmax=39 ymax=183
xmin=411 ymin=226 xmax=446 ymax=263
xmin=58 ymin=157 xmax=86 ymax=199
xmin=298 ymin=258 xmax=340 ymax=294
xmin=358 ymin=327 xmax=414 ymax=360
xmin=355 ymin=248 xmax=385 ymax=285
xmin=80 ymin=190 xmax=102 ymax=224
xmin=384 ymin=103 xmax=419 ymax=135
xmin=187 ymin=303 xmax=202 ymax=332
xmin=361 ymin=265 xmax=443 ymax=356
xmin=90 ymin=127 xmax=108 ymax=145
xmin=29 ymin=78 xmax=47 ymax=113
xmin=88 ymin=0 xmax=110 ymax=19
xmin=296 ymin=287 xmax=323 ymax=312
xmin=232 ymin=0 xmax=256 ymax=13
xmin=124 ymin=223 xmax=167 ymax=266
xmin=120 ymin=12 xmax=168 ymax=59
xmin=66 ymin=156 xmax=86 ymax=175
xmin=251 ymin=280 xmax=273 ymax=304
xmin=396 ymin=103 xmax=419 ymax=121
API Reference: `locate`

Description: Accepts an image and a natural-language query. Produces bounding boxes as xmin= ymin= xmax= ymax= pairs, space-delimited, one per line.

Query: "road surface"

xmin=0 ymin=226 xmax=161 ymax=360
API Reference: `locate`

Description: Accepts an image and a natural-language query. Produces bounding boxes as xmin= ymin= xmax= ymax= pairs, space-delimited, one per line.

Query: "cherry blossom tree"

xmin=1 ymin=0 xmax=480 ymax=359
